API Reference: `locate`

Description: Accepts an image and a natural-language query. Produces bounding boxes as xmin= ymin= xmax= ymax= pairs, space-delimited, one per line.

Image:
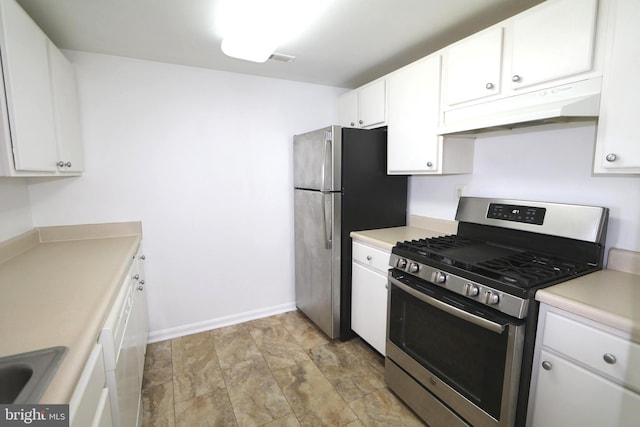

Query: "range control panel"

xmin=487 ymin=203 xmax=546 ymax=225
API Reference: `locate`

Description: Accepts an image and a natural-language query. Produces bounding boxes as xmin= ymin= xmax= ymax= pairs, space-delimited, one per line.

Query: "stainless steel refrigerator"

xmin=293 ymin=125 xmax=407 ymax=339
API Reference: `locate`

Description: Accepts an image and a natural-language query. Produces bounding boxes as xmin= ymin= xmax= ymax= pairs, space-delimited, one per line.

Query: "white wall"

xmin=28 ymin=52 xmax=346 ymax=340
xmin=409 ymin=123 xmax=640 ymax=253
xmin=0 ymin=180 xmax=33 ymax=241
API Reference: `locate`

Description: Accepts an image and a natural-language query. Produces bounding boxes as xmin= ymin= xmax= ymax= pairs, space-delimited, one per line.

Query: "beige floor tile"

xmin=223 ymin=355 xmax=293 ymax=426
xmin=349 ymin=388 xmax=426 ymax=427
xmin=275 ymin=310 xmax=330 ymax=350
xmin=174 ymin=388 xmax=237 ymax=427
xmin=142 ymin=381 xmax=175 ymax=427
xmin=142 ymin=310 xmax=426 ymax=427
xmin=308 ymin=341 xmax=386 ymax=402
xmin=172 ymin=331 xmax=226 ymax=403
xmin=248 ymin=322 xmax=311 ymax=370
xmin=273 ymin=360 xmax=358 ymax=426
xmin=211 ymin=324 xmax=262 ymax=369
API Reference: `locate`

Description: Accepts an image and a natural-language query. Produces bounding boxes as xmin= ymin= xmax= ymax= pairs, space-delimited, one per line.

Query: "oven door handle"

xmin=389 ymin=276 xmax=507 ymax=334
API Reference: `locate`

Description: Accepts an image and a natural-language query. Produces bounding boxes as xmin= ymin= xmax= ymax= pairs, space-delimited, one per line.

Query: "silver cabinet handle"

xmin=485 ymin=82 xmax=494 ymax=89
xmin=133 ymin=274 xmax=140 ymax=280
xmin=512 ymin=74 xmax=521 ymax=82
xmin=426 ymin=161 xmax=433 ymax=168
xmin=140 ymin=255 xmax=146 ymax=260
xmin=350 ymin=122 xmax=355 ymax=126
xmin=56 ymin=161 xmax=64 ymax=167
xmin=541 ymin=361 xmax=553 ymax=370
xmin=358 ymin=119 xmax=363 ymax=125
xmin=366 ymin=255 xmax=372 ymax=261
xmin=65 ymin=162 xmax=72 ymax=167
xmin=138 ymin=285 xmax=144 ymax=291
xmin=603 ymin=353 xmax=617 ymax=364
xmin=606 ymin=153 xmax=617 ymax=162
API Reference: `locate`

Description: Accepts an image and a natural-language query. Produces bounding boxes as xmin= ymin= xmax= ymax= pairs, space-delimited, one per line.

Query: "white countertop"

xmin=0 ymin=222 xmax=142 ymax=403
xmin=536 ymin=248 xmax=640 ymax=342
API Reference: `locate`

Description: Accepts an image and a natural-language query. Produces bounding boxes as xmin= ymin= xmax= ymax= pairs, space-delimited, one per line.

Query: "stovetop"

xmin=392 ymin=235 xmax=595 ymax=293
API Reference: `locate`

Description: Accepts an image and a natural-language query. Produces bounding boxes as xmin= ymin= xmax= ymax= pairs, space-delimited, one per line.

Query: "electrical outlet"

xmin=455 ymin=185 xmax=466 ymax=198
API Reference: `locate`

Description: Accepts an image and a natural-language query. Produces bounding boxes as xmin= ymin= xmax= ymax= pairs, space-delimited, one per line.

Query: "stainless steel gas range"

xmin=385 ymin=197 xmax=609 ymax=427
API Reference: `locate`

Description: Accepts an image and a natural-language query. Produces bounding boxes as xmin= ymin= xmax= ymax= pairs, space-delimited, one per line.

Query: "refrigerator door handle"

xmin=322 ymin=193 xmax=332 ymax=249
xmin=321 ymin=135 xmax=331 ymax=192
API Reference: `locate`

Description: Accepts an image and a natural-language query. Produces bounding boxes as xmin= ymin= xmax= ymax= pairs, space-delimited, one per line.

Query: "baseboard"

xmin=146 ymin=302 xmax=297 ymax=343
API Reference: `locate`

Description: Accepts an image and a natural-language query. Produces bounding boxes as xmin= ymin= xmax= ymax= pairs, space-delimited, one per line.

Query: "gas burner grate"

xmin=474 ymin=252 xmax=591 ymax=288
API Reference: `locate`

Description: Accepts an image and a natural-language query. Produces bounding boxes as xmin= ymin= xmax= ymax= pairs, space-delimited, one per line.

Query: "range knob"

xmin=432 ymin=271 xmax=447 ymax=284
xmin=464 ymin=283 xmax=479 ymax=297
xmin=483 ymin=291 xmax=500 ymax=305
xmin=408 ymin=263 xmax=420 ymax=273
xmin=396 ymin=258 xmax=408 ymax=269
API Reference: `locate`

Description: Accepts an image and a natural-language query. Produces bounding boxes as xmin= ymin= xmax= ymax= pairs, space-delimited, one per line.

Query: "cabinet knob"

xmin=65 ymin=161 xmax=72 ymax=167
xmin=133 ymin=274 xmax=140 ymax=280
xmin=541 ymin=361 xmax=553 ymax=370
xmin=138 ymin=285 xmax=144 ymax=291
xmin=140 ymin=255 xmax=146 ymax=260
xmin=605 ymin=153 xmax=617 ymax=162
xmin=603 ymin=353 xmax=617 ymax=364
xmin=350 ymin=122 xmax=355 ymax=126
xmin=358 ymin=120 xmax=363 ymax=125
xmin=485 ymin=82 xmax=494 ymax=90
xmin=56 ymin=161 xmax=64 ymax=167
xmin=366 ymin=255 xmax=372 ymax=261
xmin=512 ymin=74 xmax=521 ymax=82
xmin=426 ymin=161 xmax=433 ymax=168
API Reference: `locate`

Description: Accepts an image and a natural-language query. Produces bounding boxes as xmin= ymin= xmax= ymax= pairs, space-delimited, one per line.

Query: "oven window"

xmin=389 ymin=284 xmax=509 ymax=420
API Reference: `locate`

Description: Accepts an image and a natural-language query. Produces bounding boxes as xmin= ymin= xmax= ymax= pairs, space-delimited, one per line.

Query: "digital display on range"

xmin=487 ymin=203 xmax=546 ymax=225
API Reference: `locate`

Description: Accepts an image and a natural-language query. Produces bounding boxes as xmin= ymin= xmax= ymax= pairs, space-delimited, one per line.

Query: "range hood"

xmin=438 ymin=77 xmax=601 ymax=135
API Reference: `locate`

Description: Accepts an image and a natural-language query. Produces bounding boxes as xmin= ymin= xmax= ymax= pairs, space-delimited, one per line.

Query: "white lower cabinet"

xmin=351 ymin=241 xmax=390 ymax=354
xmin=527 ymin=304 xmax=640 ymax=427
xmin=69 ymin=343 xmax=112 ymax=427
xmin=100 ymin=245 xmax=148 ymax=427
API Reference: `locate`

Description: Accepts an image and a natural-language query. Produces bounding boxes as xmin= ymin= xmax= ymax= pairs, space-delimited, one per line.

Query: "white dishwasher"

xmin=100 ymin=248 xmax=147 ymax=427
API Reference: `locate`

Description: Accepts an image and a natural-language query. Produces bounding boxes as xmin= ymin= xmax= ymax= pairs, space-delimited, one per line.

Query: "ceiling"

xmin=16 ymin=0 xmax=543 ymax=89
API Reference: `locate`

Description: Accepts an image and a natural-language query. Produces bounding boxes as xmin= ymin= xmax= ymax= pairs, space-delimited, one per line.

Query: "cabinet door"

xmin=358 ymin=80 xmax=386 ymax=128
xmin=387 ymin=55 xmax=441 ymax=174
xmin=445 ymin=27 xmax=503 ymax=106
xmin=351 ymin=262 xmax=387 ymax=354
xmin=595 ymin=0 xmax=640 ymax=172
xmin=511 ymin=0 xmax=598 ymax=90
xmin=530 ymin=350 xmax=640 ymax=427
xmin=0 ymin=0 xmax=57 ymax=172
xmin=49 ymin=42 xmax=84 ymax=173
xmin=338 ymin=91 xmax=358 ymax=128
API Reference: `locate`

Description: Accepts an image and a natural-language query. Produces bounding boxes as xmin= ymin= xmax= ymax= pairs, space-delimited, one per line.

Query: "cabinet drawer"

xmin=352 ymin=241 xmax=390 ymax=274
xmin=543 ymin=311 xmax=640 ymax=391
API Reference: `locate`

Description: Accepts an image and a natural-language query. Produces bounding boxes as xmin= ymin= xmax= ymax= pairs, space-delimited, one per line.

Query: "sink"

xmin=0 ymin=346 xmax=68 ymax=404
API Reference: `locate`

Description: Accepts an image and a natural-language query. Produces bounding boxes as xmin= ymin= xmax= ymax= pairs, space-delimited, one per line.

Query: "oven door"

xmin=386 ymin=269 xmax=525 ymax=427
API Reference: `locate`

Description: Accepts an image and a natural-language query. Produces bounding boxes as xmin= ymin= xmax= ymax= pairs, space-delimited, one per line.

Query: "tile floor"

xmin=141 ymin=309 xmax=426 ymax=426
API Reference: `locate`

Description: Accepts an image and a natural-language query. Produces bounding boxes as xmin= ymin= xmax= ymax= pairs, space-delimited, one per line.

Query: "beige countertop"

xmin=536 ymin=248 xmax=640 ymax=342
xmin=0 ymin=222 xmax=142 ymax=404
xmin=350 ymin=215 xmax=457 ymax=251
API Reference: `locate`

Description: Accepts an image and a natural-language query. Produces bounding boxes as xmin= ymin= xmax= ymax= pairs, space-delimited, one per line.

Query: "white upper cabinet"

xmin=445 ymin=27 xmax=504 ymax=106
xmin=0 ymin=0 xmax=83 ymax=177
xmin=338 ymin=79 xmax=386 ymax=129
xmin=0 ymin=0 xmax=57 ymax=172
xmin=510 ymin=0 xmax=598 ymax=90
xmin=49 ymin=42 xmax=84 ymax=174
xmin=387 ymin=54 xmax=474 ymax=175
xmin=442 ymin=0 xmax=601 ymax=110
xmin=594 ymin=0 xmax=640 ymax=173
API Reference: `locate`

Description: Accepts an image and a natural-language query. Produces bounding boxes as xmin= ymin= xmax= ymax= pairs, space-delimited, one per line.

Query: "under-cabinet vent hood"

xmin=438 ymin=77 xmax=601 ymax=135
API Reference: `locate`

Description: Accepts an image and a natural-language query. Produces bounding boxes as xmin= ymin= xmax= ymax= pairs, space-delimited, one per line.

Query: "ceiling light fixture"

xmin=218 ymin=0 xmax=333 ymax=63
